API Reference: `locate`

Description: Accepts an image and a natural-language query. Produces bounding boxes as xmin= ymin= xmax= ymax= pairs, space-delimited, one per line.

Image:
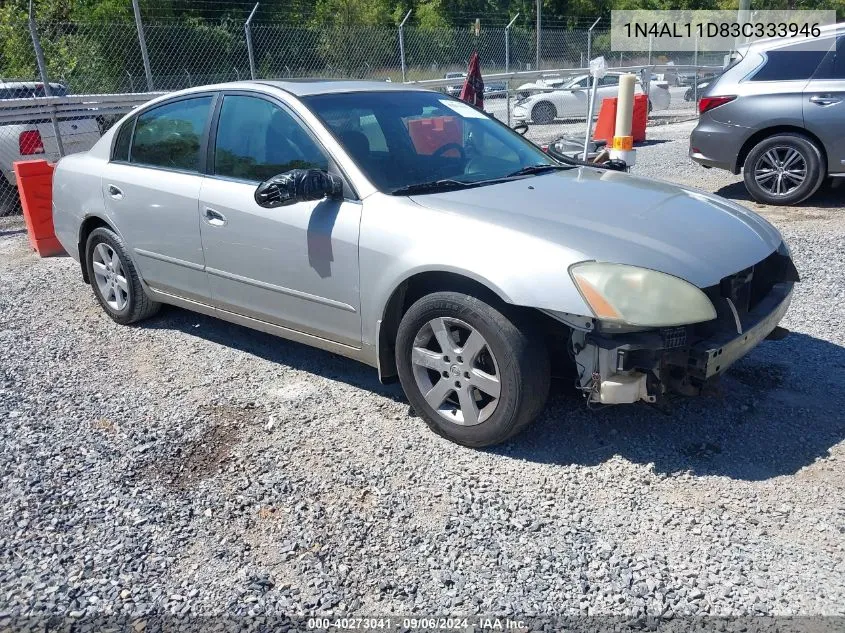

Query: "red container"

xmin=13 ymin=160 xmax=64 ymax=257
xmin=407 ymin=116 xmax=462 ymax=155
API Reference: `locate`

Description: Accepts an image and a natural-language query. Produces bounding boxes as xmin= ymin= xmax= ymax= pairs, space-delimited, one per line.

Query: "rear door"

xmin=804 ymin=36 xmax=845 ymax=174
xmin=100 ymin=94 xmax=214 ymax=302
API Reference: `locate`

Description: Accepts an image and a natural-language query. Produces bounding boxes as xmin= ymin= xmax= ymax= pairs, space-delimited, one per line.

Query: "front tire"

xmin=742 ymin=133 xmax=825 ymax=205
xmin=531 ymin=101 xmax=556 ymax=125
xmin=395 ymin=292 xmax=550 ymax=448
xmin=85 ymin=227 xmax=160 ymax=325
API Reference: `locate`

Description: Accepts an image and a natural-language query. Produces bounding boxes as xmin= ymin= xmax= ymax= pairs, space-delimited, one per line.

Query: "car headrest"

xmin=339 ymin=130 xmax=370 ymax=160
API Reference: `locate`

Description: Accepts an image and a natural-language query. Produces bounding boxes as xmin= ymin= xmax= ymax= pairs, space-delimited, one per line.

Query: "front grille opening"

xmin=694 ymin=248 xmax=796 ymax=339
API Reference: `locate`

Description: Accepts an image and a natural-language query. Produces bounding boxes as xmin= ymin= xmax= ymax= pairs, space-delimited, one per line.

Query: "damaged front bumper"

xmin=571 ymin=281 xmax=794 ymax=405
xmin=687 ymin=283 xmax=792 ymax=380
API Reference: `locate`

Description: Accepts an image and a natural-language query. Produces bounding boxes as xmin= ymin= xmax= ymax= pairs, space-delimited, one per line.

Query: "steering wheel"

xmin=431 ymin=142 xmax=466 ymax=160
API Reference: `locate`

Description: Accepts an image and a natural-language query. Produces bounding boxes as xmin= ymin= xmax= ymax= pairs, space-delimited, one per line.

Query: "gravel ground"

xmin=1 ymin=121 xmax=844 ymax=628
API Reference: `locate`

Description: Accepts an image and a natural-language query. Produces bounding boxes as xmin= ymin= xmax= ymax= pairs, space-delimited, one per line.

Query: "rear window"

xmin=751 ymin=49 xmax=828 ymax=81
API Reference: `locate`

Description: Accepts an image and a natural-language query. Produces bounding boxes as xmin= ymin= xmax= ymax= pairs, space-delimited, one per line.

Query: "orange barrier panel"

xmin=592 ymin=94 xmax=648 ymax=144
xmin=631 ymin=94 xmax=648 ymax=142
xmin=592 ymin=97 xmax=617 ymax=144
xmin=13 ymin=160 xmax=64 ymax=257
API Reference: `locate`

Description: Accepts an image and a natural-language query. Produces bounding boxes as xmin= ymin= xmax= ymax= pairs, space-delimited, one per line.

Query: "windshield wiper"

xmin=506 ymin=163 xmax=574 ymax=178
xmin=390 ymin=179 xmax=479 ymax=196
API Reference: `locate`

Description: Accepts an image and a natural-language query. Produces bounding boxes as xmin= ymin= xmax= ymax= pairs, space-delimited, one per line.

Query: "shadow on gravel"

xmin=144 ymin=306 xmax=406 ymax=403
xmin=141 ymin=306 xmax=844 ymax=482
xmin=714 ymin=180 xmax=845 ymax=210
xmin=495 ymin=332 xmax=845 ymax=481
xmin=0 ymin=228 xmax=26 ymax=237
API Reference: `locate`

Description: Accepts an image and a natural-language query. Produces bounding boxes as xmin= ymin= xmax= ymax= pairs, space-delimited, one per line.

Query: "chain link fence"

xmin=0 ymin=10 xmax=726 ymax=215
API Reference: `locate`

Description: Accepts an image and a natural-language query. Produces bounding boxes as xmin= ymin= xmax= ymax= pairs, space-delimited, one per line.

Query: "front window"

xmin=302 ymin=90 xmax=555 ymax=193
xmin=213 ymin=94 xmax=328 ymax=182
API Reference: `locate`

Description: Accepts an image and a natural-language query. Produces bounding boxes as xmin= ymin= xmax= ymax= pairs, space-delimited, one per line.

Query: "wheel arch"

xmin=77 ymin=214 xmax=117 ymax=284
xmin=735 ymin=126 xmax=827 ymax=175
xmin=376 ymin=270 xmax=513 ymax=383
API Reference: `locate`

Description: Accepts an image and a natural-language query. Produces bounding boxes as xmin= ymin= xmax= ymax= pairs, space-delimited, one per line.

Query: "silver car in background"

xmin=53 ymin=80 xmax=797 ymax=447
xmin=690 ymin=25 xmax=844 ymax=205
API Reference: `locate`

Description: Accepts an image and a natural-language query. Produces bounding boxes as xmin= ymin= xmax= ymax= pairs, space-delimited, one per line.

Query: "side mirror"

xmin=254 ymin=168 xmax=343 ymax=208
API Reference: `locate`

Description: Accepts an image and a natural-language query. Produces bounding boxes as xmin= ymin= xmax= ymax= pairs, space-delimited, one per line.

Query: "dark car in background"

xmin=690 ymin=25 xmax=844 ymax=205
xmin=484 ymin=81 xmax=508 ymax=99
xmin=443 ymin=71 xmax=466 ymax=97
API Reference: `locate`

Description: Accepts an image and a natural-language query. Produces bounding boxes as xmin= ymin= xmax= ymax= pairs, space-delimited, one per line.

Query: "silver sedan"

xmin=52 ymin=80 xmax=798 ymax=447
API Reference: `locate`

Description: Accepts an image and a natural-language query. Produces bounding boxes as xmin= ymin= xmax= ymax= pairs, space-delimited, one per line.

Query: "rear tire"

xmin=85 ymin=227 xmax=160 ymax=325
xmin=395 ymin=291 xmax=550 ymax=448
xmin=531 ymin=101 xmax=556 ymax=125
xmin=742 ymin=133 xmax=825 ymax=206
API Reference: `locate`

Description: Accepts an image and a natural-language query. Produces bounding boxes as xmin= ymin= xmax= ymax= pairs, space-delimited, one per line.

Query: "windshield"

xmin=301 ymin=90 xmax=556 ymax=194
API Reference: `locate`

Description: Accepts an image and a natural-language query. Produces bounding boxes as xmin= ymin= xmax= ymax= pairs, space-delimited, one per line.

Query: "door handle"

xmin=203 ymin=207 xmax=227 ymax=227
xmin=809 ymin=95 xmax=842 ymax=106
xmin=107 ymin=184 xmax=123 ymax=199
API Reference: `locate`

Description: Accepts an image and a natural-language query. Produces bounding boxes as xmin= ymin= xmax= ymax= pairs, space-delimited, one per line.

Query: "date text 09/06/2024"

xmin=623 ymin=21 xmax=822 ymax=39
xmin=306 ymin=617 xmax=527 ymax=630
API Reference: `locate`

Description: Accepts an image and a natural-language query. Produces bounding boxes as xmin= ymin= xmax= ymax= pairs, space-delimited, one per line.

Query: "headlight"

xmin=569 ymin=262 xmax=717 ymax=327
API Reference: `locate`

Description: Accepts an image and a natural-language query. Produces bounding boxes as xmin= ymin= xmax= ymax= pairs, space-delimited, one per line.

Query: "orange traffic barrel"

xmin=592 ymin=95 xmax=648 ymax=144
xmin=12 ymin=160 xmax=64 ymax=257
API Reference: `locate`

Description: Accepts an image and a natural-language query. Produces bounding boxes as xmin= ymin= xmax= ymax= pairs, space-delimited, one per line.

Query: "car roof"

xmin=256 ymin=79 xmax=430 ymax=96
xmin=744 ymin=22 xmax=844 ymax=52
xmin=0 ymin=80 xmax=64 ymax=88
xmin=155 ymin=79 xmax=434 ymax=101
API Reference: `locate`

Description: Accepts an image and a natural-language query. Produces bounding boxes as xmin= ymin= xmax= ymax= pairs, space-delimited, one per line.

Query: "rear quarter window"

xmin=751 ymin=48 xmax=828 ymax=81
xmin=112 ymin=119 xmax=134 ymax=162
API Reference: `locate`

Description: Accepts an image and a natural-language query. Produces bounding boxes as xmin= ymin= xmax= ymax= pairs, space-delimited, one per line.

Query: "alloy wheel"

xmin=92 ymin=242 xmax=130 ymax=311
xmin=410 ymin=317 xmax=501 ymax=426
xmin=753 ymin=146 xmax=807 ymax=197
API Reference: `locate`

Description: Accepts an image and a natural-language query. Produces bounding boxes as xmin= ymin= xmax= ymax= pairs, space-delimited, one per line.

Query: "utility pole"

xmin=535 ymin=0 xmax=541 ymax=71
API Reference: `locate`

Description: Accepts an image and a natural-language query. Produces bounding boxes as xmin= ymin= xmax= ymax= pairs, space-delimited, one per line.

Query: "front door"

xmin=804 ymin=36 xmax=845 ymax=174
xmin=198 ymin=93 xmax=362 ymax=347
xmin=101 ymin=95 xmax=214 ymax=302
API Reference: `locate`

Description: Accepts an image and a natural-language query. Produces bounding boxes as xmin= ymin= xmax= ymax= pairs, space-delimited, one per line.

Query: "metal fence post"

xmin=132 ymin=0 xmax=154 ymax=91
xmin=399 ymin=10 xmax=412 ymax=83
xmin=587 ymin=17 xmax=600 ymax=66
xmin=535 ymin=0 xmax=541 ymax=70
xmin=245 ymin=2 xmax=259 ymax=80
xmin=584 ymin=18 xmax=601 ymax=124
xmin=505 ymin=13 xmax=519 ymax=73
xmin=693 ymin=33 xmax=699 ymax=106
xmin=27 ymin=0 xmax=64 ymax=156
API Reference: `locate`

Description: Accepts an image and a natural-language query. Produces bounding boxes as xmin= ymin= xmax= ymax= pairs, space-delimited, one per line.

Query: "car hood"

xmin=409 ymin=168 xmax=784 ymax=288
